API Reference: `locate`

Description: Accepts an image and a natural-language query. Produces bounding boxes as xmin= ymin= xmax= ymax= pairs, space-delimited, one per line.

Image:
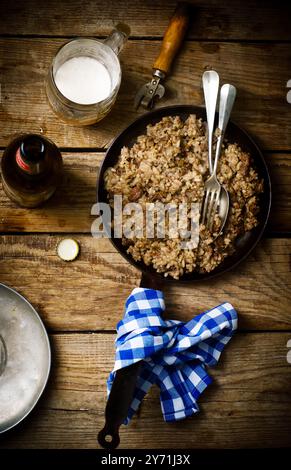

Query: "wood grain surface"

xmin=0 ymin=235 xmax=290 ymax=331
xmin=0 ymin=332 xmax=290 ymax=449
xmin=0 ymin=0 xmax=290 ymax=40
xmin=0 ymin=152 xmax=290 ymax=233
xmin=1 ymin=39 xmax=291 ymax=149
xmin=0 ymin=0 xmax=290 ymax=451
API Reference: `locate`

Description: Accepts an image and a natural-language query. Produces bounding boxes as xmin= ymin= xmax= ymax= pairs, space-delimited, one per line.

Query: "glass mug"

xmin=45 ymin=25 xmax=129 ymax=126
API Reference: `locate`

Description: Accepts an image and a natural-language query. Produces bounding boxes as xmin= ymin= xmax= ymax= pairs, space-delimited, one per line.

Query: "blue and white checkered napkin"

xmin=107 ymin=288 xmax=238 ymax=423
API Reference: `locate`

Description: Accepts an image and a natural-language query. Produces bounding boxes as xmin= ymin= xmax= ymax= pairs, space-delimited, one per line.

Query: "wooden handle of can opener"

xmin=153 ymin=2 xmax=190 ymax=75
xmin=97 ymin=272 xmax=163 ymax=449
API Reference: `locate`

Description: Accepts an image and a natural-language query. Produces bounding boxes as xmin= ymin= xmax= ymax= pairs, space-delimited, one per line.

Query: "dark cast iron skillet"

xmin=97 ymin=105 xmax=272 ymax=449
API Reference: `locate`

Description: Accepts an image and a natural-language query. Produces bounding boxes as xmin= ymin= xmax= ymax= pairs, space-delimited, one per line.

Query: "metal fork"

xmin=201 ymin=83 xmax=237 ymax=231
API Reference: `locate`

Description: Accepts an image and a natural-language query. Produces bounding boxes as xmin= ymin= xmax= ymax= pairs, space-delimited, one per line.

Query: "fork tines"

xmin=201 ymin=186 xmax=221 ymax=231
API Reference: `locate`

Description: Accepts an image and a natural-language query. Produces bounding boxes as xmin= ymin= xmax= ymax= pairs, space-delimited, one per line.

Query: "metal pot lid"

xmin=0 ymin=283 xmax=51 ymax=433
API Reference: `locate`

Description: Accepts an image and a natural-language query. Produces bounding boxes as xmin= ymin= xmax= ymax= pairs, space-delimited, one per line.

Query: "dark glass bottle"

xmin=1 ymin=134 xmax=63 ymax=208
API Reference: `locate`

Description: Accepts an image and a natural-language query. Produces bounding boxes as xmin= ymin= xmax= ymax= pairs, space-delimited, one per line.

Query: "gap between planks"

xmin=2 ymin=35 xmax=291 ymax=44
xmin=49 ymin=329 xmax=291 ymax=335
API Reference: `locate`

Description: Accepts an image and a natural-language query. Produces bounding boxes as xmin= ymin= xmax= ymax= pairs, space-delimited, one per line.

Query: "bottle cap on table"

xmin=57 ymin=238 xmax=80 ymax=261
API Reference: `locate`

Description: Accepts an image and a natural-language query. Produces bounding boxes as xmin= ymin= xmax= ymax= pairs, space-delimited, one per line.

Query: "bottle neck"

xmin=15 ymin=146 xmax=46 ymax=175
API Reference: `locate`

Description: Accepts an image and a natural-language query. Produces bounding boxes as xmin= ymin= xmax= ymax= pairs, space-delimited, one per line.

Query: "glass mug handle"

xmin=104 ymin=23 xmax=130 ymax=56
xmin=0 ymin=334 xmax=7 ymax=376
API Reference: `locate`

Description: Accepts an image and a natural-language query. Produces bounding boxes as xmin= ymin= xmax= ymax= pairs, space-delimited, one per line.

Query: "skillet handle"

xmin=98 ymin=361 xmax=141 ymax=449
xmin=97 ymin=272 xmax=164 ymax=449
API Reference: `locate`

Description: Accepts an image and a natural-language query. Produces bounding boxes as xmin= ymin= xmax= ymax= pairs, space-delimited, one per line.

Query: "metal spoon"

xmin=214 ymin=84 xmax=236 ymax=233
xmin=202 ymin=71 xmax=231 ymax=234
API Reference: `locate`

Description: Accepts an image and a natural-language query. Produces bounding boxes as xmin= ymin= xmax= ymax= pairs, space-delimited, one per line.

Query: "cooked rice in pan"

xmin=104 ymin=115 xmax=263 ymax=279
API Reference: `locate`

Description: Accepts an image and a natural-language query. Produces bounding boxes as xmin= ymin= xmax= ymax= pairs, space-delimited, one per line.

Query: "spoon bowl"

xmin=218 ymin=186 xmax=230 ymax=234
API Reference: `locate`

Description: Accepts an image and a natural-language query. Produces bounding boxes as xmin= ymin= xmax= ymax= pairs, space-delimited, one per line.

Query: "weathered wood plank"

xmin=0 ymin=153 xmax=102 ymax=233
xmin=0 ymin=0 xmax=290 ymax=41
xmin=1 ymin=39 xmax=291 ymax=149
xmin=1 ymin=332 xmax=291 ymax=449
xmin=267 ymin=153 xmax=291 ymax=232
xmin=0 ymin=235 xmax=290 ymax=331
xmin=0 ymin=152 xmax=290 ymax=233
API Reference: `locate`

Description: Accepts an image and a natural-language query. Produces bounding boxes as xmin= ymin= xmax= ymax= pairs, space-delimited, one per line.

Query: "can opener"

xmin=134 ymin=2 xmax=190 ymax=110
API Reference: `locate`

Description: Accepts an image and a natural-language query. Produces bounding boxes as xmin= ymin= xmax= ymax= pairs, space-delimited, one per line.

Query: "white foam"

xmin=55 ymin=56 xmax=112 ymax=105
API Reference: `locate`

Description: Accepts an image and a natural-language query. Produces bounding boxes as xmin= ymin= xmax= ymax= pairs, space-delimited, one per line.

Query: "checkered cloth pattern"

xmin=107 ymin=288 xmax=238 ymax=423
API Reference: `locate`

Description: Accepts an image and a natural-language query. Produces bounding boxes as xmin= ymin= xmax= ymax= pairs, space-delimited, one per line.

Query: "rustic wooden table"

xmin=0 ymin=0 xmax=291 ymax=449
